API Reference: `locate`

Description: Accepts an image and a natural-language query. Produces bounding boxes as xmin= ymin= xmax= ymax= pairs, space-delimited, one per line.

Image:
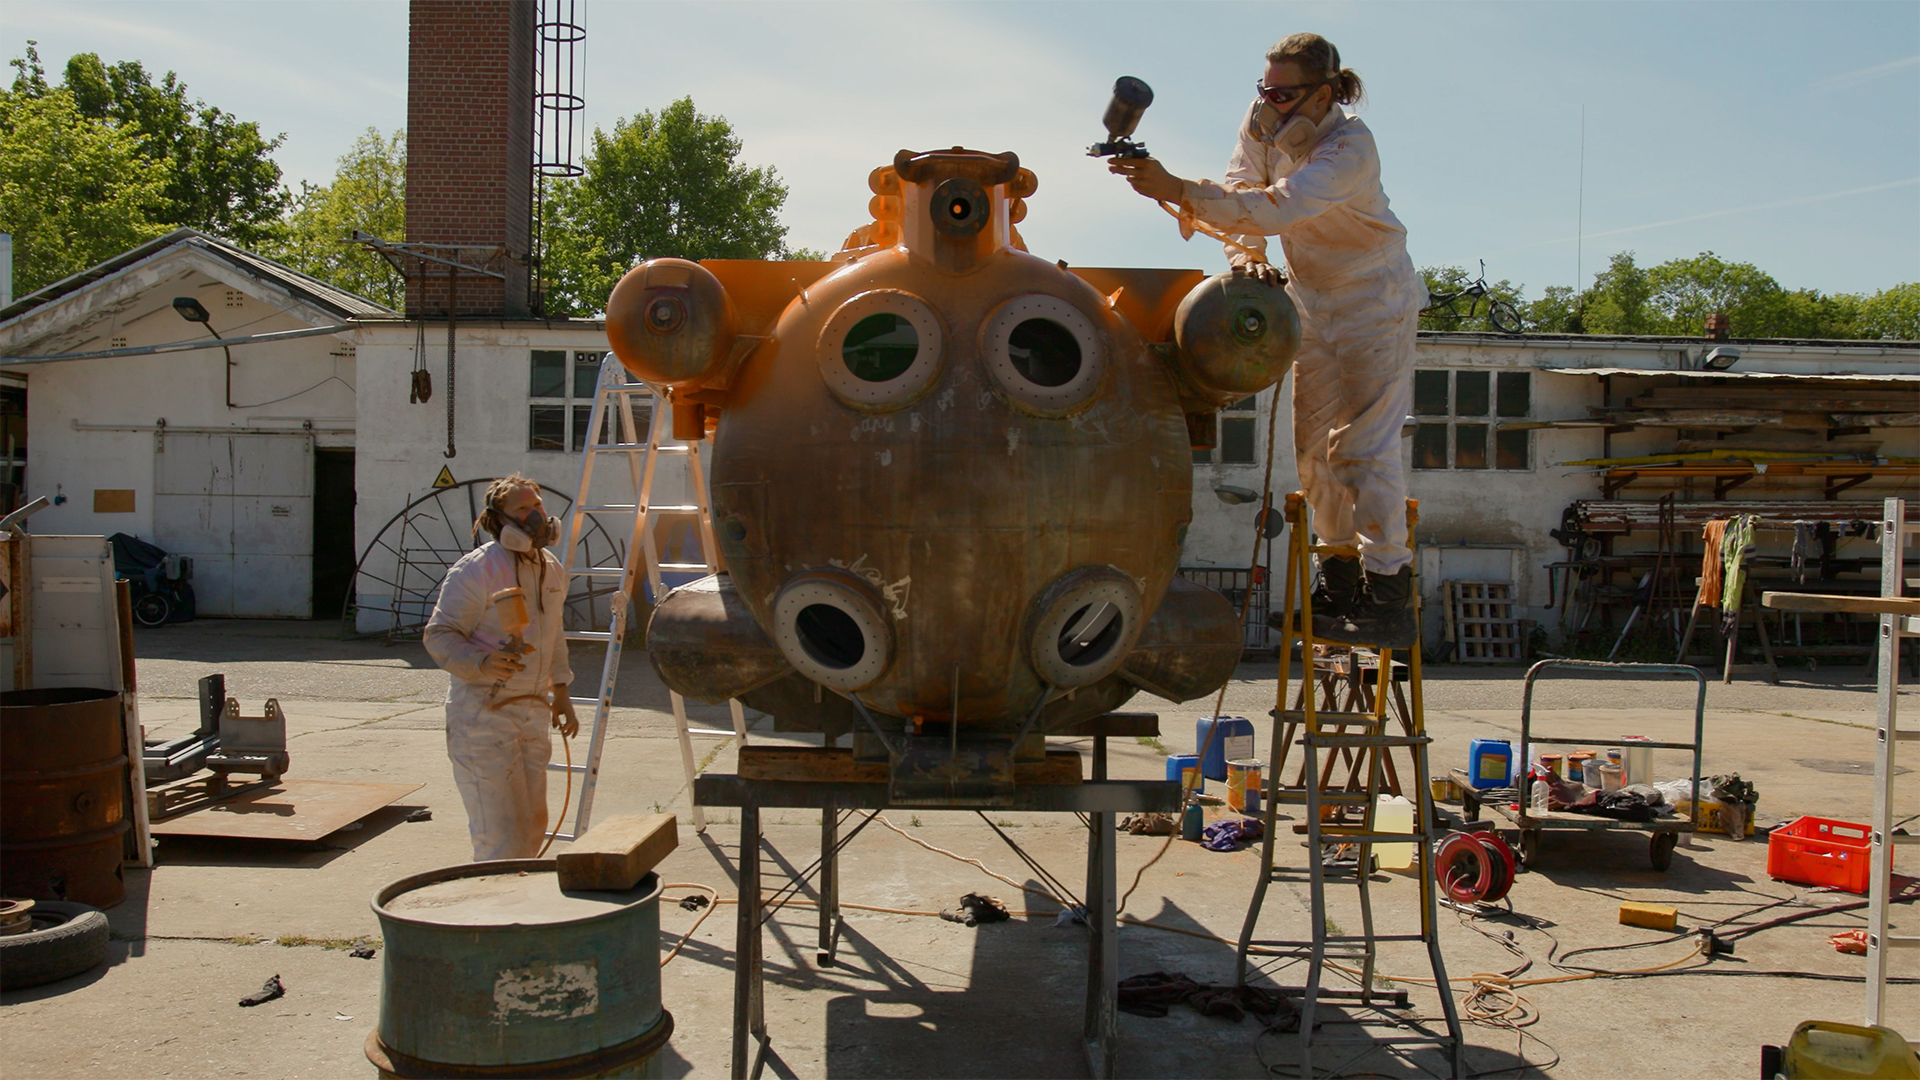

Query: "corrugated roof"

xmin=0 ymin=227 xmax=395 ymax=325
xmin=1535 ymin=366 xmax=1920 ymax=382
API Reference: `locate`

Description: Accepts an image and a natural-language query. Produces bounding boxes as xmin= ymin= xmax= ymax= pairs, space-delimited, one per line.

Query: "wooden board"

xmin=147 ymin=779 xmax=423 ymax=840
xmin=556 ymin=813 xmax=678 ymax=892
xmin=1762 ymin=591 xmax=1920 ymax=616
xmin=737 ymin=746 xmax=1083 ymax=785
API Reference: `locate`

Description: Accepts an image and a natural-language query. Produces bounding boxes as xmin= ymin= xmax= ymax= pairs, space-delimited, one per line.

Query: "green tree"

xmin=1525 ymin=285 xmax=1584 ymax=334
xmin=0 ymin=84 xmax=169 ymax=296
xmin=1580 ymin=251 xmax=1656 ymax=335
xmin=1851 ymin=283 xmax=1920 ymax=340
xmin=541 ymin=97 xmax=795 ymax=316
xmin=267 ymin=129 xmax=406 ymax=309
xmin=59 ymin=50 xmax=288 ymax=244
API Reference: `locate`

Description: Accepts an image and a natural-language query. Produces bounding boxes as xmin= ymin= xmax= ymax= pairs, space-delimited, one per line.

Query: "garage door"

xmin=152 ymin=433 xmax=312 ymax=618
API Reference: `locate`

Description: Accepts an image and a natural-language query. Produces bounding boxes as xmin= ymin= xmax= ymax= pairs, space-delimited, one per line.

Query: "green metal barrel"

xmin=367 ymin=859 xmax=672 ymax=1079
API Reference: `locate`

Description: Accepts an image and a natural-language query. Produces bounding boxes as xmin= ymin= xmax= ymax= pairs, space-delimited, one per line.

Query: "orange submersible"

xmin=606 ymin=141 xmax=1298 ymax=804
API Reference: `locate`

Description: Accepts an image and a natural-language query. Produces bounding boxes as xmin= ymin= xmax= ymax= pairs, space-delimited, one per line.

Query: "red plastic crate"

xmin=1768 ymin=816 xmax=1873 ymax=894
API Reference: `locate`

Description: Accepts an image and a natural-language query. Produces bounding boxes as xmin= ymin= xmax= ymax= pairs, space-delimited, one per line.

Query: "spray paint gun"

xmin=1087 ymin=76 xmax=1154 ymax=159
xmin=485 ymin=586 xmax=537 ymax=709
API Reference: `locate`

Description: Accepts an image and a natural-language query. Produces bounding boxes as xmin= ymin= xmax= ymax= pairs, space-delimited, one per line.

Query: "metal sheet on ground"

xmin=148 ymin=779 xmax=423 ymax=840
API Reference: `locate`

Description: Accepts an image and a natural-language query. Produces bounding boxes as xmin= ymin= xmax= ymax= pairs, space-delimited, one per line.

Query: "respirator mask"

xmin=495 ymin=506 xmax=554 ymax=552
xmin=1245 ymin=81 xmax=1327 ymax=159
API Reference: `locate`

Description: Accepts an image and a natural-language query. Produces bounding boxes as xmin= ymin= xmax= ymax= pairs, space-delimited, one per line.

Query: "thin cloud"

xmin=1488 ymin=177 xmax=1920 ymax=256
xmin=1820 ymin=54 xmax=1920 ymax=92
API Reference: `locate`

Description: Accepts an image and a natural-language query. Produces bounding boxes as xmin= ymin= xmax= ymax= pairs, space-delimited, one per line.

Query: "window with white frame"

xmin=529 ymin=350 xmax=618 ymax=452
xmin=1410 ymin=369 xmax=1532 ymax=470
xmin=1193 ymin=395 xmax=1260 ymax=466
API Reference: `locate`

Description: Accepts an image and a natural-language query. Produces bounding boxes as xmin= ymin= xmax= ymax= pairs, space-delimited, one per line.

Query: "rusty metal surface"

xmin=0 ymin=687 xmax=128 ymax=907
xmin=147 ymin=779 xmax=423 ymax=840
xmin=1119 ymin=575 xmax=1245 ymax=702
xmin=646 ymin=573 xmax=793 ymax=704
xmin=609 ymin=147 xmax=1293 ymax=754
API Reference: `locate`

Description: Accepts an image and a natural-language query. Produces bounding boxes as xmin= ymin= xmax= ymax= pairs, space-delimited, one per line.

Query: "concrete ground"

xmin=3 ymin=618 xmax=1916 ymax=1078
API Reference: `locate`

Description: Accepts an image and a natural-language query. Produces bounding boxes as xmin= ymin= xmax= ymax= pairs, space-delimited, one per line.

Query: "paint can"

xmin=1226 ymin=759 xmax=1263 ymax=814
xmin=1165 ymin=754 xmax=1203 ymax=794
xmin=1621 ymin=736 xmax=1654 ymax=787
xmin=1539 ymin=753 xmax=1565 ymax=780
xmin=1567 ymin=752 xmax=1597 ymax=787
xmin=367 ymin=860 xmax=671 ymax=1079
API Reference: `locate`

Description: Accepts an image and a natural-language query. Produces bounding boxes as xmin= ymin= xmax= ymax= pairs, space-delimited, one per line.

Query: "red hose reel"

xmin=1434 ymin=829 xmax=1517 ymax=905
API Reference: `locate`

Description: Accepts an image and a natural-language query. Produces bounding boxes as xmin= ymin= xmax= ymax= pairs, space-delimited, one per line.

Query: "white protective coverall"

xmin=424 ymin=541 xmax=572 ymax=861
xmin=1178 ymin=105 xmax=1425 ymax=574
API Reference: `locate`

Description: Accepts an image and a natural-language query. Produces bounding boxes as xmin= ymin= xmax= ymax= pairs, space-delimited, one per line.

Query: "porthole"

xmin=818 ymin=290 xmax=945 ymax=411
xmin=981 ymin=294 xmax=1106 ymax=416
xmin=772 ymin=570 xmax=893 ymax=691
xmin=1026 ymin=567 xmax=1144 ymax=688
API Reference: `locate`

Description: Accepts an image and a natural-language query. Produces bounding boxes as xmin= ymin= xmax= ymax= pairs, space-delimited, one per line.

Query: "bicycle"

xmin=1422 ymin=260 xmax=1525 ymax=335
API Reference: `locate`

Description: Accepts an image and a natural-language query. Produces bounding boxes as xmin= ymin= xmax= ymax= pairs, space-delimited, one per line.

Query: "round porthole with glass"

xmin=1026 ymin=567 xmax=1144 ymax=688
xmin=980 ymin=294 xmax=1106 ymax=415
xmin=817 ymin=290 xmax=945 ymax=411
xmin=772 ymin=570 xmax=894 ymax=692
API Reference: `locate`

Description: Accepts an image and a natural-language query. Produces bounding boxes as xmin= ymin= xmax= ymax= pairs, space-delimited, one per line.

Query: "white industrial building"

xmin=5 ymin=230 xmax=1912 ymax=646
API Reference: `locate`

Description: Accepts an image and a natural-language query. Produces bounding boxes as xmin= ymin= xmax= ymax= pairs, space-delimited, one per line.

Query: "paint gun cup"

xmin=483 ymin=587 xmax=536 ymax=690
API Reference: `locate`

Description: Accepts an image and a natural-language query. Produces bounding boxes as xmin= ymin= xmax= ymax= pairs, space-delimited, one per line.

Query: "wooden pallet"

xmin=1449 ymin=580 xmax=1522 ymax=662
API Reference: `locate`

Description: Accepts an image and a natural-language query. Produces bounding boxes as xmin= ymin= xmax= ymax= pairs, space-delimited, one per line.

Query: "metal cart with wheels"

xmin=1458 ymin=659 xmax=1705 ymax=871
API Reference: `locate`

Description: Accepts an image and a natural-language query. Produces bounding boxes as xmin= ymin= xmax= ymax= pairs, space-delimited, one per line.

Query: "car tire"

xmin=0 ymin=901 xmax=111 ymax=991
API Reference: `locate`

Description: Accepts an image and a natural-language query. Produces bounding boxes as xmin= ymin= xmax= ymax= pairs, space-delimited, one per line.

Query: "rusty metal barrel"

xmin=0 ymin=687 xmax=129 ymax=908
xmin=366 ymin=860 xmax=671 ymax=1079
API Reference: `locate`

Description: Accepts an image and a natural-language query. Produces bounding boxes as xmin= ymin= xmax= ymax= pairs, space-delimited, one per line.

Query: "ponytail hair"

xmin=1266 ymin=33 xmax=1364 ymax=106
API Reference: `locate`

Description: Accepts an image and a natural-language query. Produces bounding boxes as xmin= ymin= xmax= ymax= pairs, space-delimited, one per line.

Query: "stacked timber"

xmin=1600 ymin=384 xmax=1918 ymax=431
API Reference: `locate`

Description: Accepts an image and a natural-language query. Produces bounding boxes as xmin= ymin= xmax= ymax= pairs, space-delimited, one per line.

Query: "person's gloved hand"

xmin=479 ymin=650 xmax=526 ymax=680
xmin=550 ymin=685 xmax=580 ymax=738
xmin=1231 ymin=258 xmax=1286 ymax=287
xmin=1108 ymin=156 xmax=1184 ymax=202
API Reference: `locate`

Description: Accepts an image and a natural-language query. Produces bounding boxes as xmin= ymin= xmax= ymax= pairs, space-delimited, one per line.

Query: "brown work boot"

xmin=1337 ymin=566 xmax=1417 ymax=649
xmin=1267 ymin=555 xmax=1362 ymax=640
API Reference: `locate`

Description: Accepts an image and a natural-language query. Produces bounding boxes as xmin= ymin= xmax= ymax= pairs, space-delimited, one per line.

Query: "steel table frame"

xmin=693 ymin=723 xmax=1180 ymax=1080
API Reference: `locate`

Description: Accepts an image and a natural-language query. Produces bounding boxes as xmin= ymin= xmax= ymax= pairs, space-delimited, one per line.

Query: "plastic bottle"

xmin=1530 ymin=779 xmax=1551 ymax=812
xmin=1374 ymin=795 xmax=1415 ymax=870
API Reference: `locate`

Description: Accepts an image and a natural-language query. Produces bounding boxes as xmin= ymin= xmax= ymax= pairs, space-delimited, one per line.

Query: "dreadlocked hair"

xmin=472 ymin=473 xmax=546 ymax=547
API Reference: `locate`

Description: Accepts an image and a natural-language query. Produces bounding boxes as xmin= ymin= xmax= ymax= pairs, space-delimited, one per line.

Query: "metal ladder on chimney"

xmin=1235 ymin=493 xmax=1464 ymax=1080
xmin=551 ymin=353 xmax=746 ymax=839
xmin=1866 ymin=495 xmax=1917 ymax=1026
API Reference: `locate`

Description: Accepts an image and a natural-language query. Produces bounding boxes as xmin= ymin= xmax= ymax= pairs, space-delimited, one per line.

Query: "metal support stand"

xmin=700 ymin=715 xmax=1178 ymax=1080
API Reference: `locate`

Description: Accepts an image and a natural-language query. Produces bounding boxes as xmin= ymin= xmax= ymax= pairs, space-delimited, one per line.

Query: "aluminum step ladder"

xmin=1866 ymin=495 xmax=1917 ymax=1026
xmin=1235 ymin=493 xmax=1464 ymax=1080
xmin=550 ymin=353 xmax=745 ymax=839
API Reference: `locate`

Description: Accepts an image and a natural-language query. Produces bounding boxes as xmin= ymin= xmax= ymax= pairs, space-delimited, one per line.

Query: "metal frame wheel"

xmin=340 ymin=478 xmax=621 ymax=639
xmin=1489 ymin=298 xmax=1525 ymax=335
xmin=1650 ymin=830 xmax=1679 ymax=871
xmin=131 ymin=591 xmax=171 ymax=628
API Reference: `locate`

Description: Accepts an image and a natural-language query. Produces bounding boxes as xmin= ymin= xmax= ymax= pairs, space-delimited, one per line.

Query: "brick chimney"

xmin=406 ymin=0 xmax=534 ymax=317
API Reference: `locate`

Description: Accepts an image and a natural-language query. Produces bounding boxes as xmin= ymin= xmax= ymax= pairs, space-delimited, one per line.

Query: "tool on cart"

xmin=1452 ymin=659 xmax=1703 ymax=870
xmin=1234 ymin=495 xmax=1464 ymax=1079
xmin=143 ymin=673 xmax=290 ymax=819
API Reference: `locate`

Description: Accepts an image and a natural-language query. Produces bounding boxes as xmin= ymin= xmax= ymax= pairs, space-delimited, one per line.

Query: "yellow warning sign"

xmin=432 ymin=466 xmax=457 ymax=489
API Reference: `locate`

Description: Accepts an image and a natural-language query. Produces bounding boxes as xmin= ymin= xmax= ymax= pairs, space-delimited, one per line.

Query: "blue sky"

xmin=6 ymin=1 xmax=1917 ymax=299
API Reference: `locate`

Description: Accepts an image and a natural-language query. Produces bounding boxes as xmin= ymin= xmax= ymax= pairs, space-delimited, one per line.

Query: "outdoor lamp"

xmin=171 ymin=296 xmax=236 ymax=407
xmin=1213 ymin=485 xmax=1261 ymax=505
xmin=1701 ymin=346 xmax=1741 ymax=371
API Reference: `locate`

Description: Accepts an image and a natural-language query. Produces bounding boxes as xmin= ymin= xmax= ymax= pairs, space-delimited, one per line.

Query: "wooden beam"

xmin=737 ymin=746 xmax=1084 ymax=785
xmin=1761 ymin=592 xmax=1920 ymax=616
xmin=555 ymin=813 xmax=679 ymax=892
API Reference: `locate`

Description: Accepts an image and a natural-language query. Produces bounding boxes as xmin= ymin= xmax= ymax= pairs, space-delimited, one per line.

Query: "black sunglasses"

xmin=1255 ymin=80 xmax=1323 ymax=106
